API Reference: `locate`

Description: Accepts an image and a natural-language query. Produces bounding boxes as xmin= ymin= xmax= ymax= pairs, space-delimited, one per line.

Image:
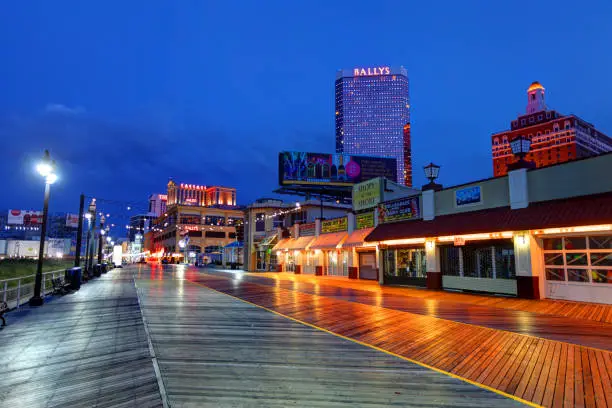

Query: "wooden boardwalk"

xmin=193 ymin=271 xmax=612 ymax=408
xmin=252 ymin=272 xmax=612 ymax=324
xmin=135 ymin=267 xmax=524 ymax=407
xmin=0 ymin=271 xmax=163 ymax=408
xmin=224 ymin=272 xmax=612 ymax=351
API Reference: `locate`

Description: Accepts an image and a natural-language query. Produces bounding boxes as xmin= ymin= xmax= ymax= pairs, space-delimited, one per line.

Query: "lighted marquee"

xmin=353 ymin=66 xmax=391 ymax=76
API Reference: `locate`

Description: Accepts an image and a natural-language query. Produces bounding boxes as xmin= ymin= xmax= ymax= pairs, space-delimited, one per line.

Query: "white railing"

xmin=1 ymin=269 xmax=67 ymax=310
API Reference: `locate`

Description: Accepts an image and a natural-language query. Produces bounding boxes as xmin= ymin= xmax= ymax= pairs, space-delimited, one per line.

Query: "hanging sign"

xmin=356 ymin=212 xmax=375 ymax=229
xmin=321 ymin=217 xmax=348 ymax=234
xmin=378 ymin=196 xmax=420 ymax=224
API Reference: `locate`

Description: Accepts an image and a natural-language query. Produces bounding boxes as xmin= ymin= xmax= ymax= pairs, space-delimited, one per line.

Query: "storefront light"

xmin=437 ymin=231 xmax=514 ymax=242
xmin=532 ymin=224 xmax=612 ymax=235
xmin=426 ymin=241 xmax=435 ymax=250
xmin=379 ymin=237 xmax=426 ymax=246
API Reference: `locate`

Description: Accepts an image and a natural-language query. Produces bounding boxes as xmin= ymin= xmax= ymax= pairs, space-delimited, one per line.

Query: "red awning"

xmin=365 ymin=192 xmax=612 ymax=242
xmin=309 ymin=232 xmax=348 ymax=250
xmin=342 ymin=228 xmax=375 ymax=248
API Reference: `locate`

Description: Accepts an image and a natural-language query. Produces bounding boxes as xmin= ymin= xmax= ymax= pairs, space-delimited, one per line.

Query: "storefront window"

xmin=440 ymin=241 xmax=515 ymax=279
xmin=204 ymin=216 xmax=226 ymax=226
xmin=383 ymin=248 xmax=426 ymax=279
xmin=179 ymin=215 xmax=201 ymax=225
xmin=545 ymin=268 xmax=565 ymax=281
xmin=543 ymin=235 xmax=612 ymax=284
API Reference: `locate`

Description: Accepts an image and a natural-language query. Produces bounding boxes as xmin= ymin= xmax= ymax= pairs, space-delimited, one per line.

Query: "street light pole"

xmin=29 ymin=150 xmax=57 ymax=307
xmin=97 ymin=215 xmax=106 ymax=264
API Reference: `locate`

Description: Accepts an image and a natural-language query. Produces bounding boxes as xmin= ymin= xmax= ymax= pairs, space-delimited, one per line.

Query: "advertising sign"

xmin=299 ymin=222 xmax=316 ymax=237
xmin=7 ymin=210 xmax=43 ymax=225
xmin=279 ymin=152 xmax=396 ymax=187
xmin=66 ymin=213 xmax=79 ymax=228
xmin=352 ymin=177 xmax=383 ymax=212
xmin=321 ymin=217 xmax=348 ymax=234
xmin=454 ymin=237 xmax=466 ymax=246
xmin=356 ymin=212 xmax=375 ymax=230
xmin=455 ymin=185 xmax=482 ymax=207
xmin=378 ymin=196 xmax=420 ymax=224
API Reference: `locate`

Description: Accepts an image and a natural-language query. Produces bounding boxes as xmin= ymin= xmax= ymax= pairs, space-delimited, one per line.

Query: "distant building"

xmin=148 ymin=180 xmax=243 ymax=264
xmin=148 ymin=194 xmax=167 ymax=217
xmin=335 ymin=66 xmax=412 ymax=186
xmin=492 ymin=81 xmax=612 ymax=176
xmin=128 ymin=213 xmax=156 ymax=242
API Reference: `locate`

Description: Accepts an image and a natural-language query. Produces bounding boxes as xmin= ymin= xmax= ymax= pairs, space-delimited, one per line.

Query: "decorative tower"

xmin=526 ymin=81 xmax=546 ymax=114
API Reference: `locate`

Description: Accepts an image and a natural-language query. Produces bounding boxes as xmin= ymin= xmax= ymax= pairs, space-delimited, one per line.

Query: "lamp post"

xmin=29 ymin=150 xmax=58 ymax=307
xmin=422 ymin=162 xmax=442 ymax=191
xmin=97 ymin=215 xmax=106 ymax=264
xmin=508 ymin=135 xmax=535 ymax=171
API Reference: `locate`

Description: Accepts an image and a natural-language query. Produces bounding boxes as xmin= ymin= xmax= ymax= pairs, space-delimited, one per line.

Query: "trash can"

xmin=101 ymin=263 xmax=108 ymax=274
xmin=94 ymin=264 xmax=102 ymax=277
xmin=65 ymin=267 xmax=82 ymax=290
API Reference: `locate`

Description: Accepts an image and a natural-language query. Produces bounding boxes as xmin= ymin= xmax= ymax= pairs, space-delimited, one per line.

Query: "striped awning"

xmin=309 ymin=232 xmax=348 ymax=250
xmin=342 ymin=228 xmax=375 ymax=249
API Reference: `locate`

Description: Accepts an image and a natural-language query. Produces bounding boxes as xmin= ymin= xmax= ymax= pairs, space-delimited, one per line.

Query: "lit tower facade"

xmin=335 ymin=66 xmax=411 ymax=186
xmin=492 ymin=81 xmax=612 ymax=176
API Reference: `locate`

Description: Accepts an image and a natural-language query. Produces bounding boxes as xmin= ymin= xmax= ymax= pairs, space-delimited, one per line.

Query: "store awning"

xmin=365 ymin=191 xmax=612 ymax=242
xmin=272 ymin=236 xmax=315 ymax=251
xmin=342 ymin=228 xmax=375 ymax=249
xmin=258 ymin=235 xmax=278 ymax=249
xmin=309 ymin=232 xmax=348 ymax=250
xmin=224 ymin=241 xmax=243 ymax=249
xmin=288 ymin=236 xmax=315 ymax=250
xmin=272 ymin=238 xmax=292 ymax=251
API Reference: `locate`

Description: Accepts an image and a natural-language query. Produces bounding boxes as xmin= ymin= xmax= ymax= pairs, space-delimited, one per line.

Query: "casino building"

xmin=492 ymin=81 xmax=612 ymax=177
xmin=335 ymin=66 xmax=412 ymax=186
xmin=148 ymin=180 xmax=244 ymax=263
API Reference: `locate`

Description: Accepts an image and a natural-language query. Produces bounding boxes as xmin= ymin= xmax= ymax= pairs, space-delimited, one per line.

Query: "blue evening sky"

xmin=1 ymin=1 xmax=611 ymax=215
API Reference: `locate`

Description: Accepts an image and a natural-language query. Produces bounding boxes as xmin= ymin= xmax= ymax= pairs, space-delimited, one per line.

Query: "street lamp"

xmin=508 ymin=135 xmax=535 ymax=171
xmin=29 ymin=150 xmax=57 ymax=306
xmin=422 ymin=162 xmax=442 ymax=191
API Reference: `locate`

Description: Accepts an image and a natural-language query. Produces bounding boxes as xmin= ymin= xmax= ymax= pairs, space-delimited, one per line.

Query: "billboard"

xmin=352 ymin=177 xmax=383 ymax=211
xmin=279 ymin=152 xmax=397 ymax=187
xmin=66 ymin=213 xmax=80 ymax=228
xmin=378 ymin=196 xmax=420 ymax=224
xmin=8 ymin=210 xmax=43 ymax=225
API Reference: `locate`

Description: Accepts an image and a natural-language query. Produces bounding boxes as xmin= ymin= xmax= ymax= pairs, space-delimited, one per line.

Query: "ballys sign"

xmin=353 ymin=66 xmax=391 ymax=76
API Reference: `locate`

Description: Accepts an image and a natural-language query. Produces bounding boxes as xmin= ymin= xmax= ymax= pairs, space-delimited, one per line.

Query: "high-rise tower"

xmin=335 ymin=66 xmax=411 ymax=186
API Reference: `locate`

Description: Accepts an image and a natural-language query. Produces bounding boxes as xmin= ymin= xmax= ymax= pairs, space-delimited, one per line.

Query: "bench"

xmin=52 ymin=278 xmax=71 ymax=296
xmin=0 ymin=301 xmax=7 ymax=327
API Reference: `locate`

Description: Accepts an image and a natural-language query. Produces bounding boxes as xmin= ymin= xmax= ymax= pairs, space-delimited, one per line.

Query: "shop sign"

xmin=356 ymin=212 xmax=375 ymax=229
xmin=321 ymin=217 xmax=348 ymax=234
xmin=453 ymin=237 xmax=466 ymax=246
xmin=378 ymin=196 xmax=420 ymax=224
xmin=299 ymin=222 xmax=316 ymax=236
xmin=455 ymin=185 xmax=482 ymax=207
xmin=352 ymin=177 xmax=383 ymax=211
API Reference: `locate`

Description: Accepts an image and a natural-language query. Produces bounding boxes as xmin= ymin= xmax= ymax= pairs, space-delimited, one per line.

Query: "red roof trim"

xmin=365 ymin=192 xmax=612 ymax=242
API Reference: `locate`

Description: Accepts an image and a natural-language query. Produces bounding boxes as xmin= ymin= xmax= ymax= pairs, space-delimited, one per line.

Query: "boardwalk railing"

xmin=0 ymin=269 xmax=67 ymax=309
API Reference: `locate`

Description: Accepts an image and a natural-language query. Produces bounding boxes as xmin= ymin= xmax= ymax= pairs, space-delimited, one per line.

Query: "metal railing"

xmin=1 ymin=269 xmax=67 ymax=310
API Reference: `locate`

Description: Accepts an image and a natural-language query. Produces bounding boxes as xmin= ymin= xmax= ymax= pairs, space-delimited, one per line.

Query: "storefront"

xmin=308 ymin=231 xmax=348 ymax=276
xmin=438 ymin=237 xmax=517 ymax=295
xmin=536 ymin=230 xmax=611 ymax=304
xmin=382 ymin=245 xmax=427 ymax=286
xmin=341 ymin=227 xmax=375 ymax=279
xmin=273 ymin=236 xmax=315 ymax=274
xmin=256 ymin=235 xmax=277 ymax=271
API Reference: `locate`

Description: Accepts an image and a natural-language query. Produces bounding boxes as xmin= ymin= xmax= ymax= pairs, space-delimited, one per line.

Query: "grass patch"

xmin=0 ymin=258 xmax=74 ymax=283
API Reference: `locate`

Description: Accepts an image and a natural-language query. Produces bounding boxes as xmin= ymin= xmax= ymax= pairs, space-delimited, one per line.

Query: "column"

xmin=425 ymin=239 xmax=442 ymax=289
xmin=513 ymin=231 xmax=542 ymax=299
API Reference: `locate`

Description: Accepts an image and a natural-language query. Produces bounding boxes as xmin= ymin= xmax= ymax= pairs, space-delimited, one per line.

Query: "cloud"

xmin=44 ymin=104 xmax=85 ymax=115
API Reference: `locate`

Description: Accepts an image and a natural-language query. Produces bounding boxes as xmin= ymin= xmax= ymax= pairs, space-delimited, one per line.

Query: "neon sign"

xmin=353 ymin=66 xmax=390 ymax=76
